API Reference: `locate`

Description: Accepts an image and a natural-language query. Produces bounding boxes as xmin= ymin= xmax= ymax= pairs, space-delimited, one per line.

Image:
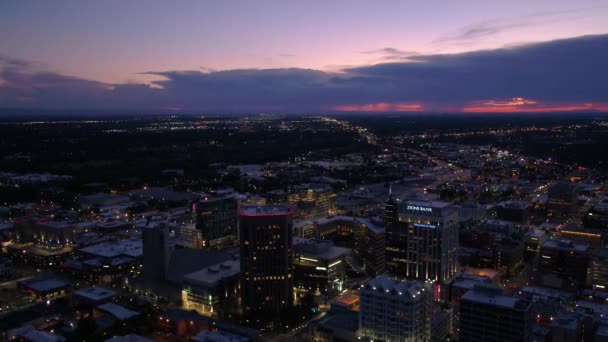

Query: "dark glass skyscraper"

xmin=239 ymin=205 xmax=294 ymax=326
xmin=384 ymin=193 xmax=407 ymax=275
xmin=193 ymin=194 xmax=238 ymax=249
xmin=142 ymin=223 xmax=170 ymax=283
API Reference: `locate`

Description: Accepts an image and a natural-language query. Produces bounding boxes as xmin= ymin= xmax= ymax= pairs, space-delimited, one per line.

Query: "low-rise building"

xmin=181 ymin=258 xmax=240 ymax=318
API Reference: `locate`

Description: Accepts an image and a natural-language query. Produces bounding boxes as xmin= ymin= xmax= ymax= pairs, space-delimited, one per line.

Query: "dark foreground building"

xmin=239 ymin=205 xmax=294 ymax=327
xmin=459 ymin=284 xmax=531 ymax=342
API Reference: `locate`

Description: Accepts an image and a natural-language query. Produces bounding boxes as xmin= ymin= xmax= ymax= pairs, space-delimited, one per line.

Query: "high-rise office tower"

xmin=142 ymin=223 xmax=170 ymax=283
xmin=384 ymin=191 xmax=407 ymax=274
xmin=399 ymin=200 xmax=459 ymax=282
xmin=192 ymin=194 xmax=238 ymax=249
xmin=239 ymin=205 xmax=294 ymax=324
xmin=546 ymin=181 xmax=577 ymax=218
xmin=359 ymin=274 xmax=429 ymax=341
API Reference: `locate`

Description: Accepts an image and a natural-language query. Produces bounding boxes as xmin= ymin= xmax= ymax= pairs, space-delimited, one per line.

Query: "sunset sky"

xmin=1 ymin=0 xmax=608 ymax=113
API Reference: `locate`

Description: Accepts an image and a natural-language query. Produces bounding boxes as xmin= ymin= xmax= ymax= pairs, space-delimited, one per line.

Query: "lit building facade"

xmin=390 ymin=200 xmax=459 ymax=282
xmin=182 ymin=258 xmax=240 ymax=318
xmin=359 ymin=274 xmax=429 ymax=341
xmin=287 ymin=184 xmax=335 ymax=220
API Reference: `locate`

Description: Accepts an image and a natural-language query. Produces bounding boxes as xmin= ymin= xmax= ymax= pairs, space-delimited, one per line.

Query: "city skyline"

xmin=1 ymin=1 xmax=608 ymax=113
xmin=2 ymin=2 xmax=608 ymax=340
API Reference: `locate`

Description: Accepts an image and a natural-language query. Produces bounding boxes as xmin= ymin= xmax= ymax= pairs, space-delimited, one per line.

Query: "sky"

xmin=1 ymin=0 xmax=608 ymax=113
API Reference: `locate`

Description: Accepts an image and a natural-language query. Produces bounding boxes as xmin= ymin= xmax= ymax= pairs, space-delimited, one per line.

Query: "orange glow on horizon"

xmin=463 ymin=98 xmax=608 ymax=113
xmin=330 ymin=102 xmax=423 ymax=112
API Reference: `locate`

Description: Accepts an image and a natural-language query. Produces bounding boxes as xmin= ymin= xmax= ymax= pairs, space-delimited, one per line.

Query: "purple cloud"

xmin=1 ymin=34 xmax=607 ymax=113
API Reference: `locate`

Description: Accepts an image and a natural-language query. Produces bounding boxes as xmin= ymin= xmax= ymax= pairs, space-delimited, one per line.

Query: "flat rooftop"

xmin=239 ymin=205 xmax=292 ymax=216
xmin=8 ymin=326 xmax=65 ymax=342
xmin=363 ymin=274 xmax=425 ymax=297
xmin=462 ymin=284 xmax=528 ymax=310
xmin=293 ymin=237 xmax=350 ymax=260
xmin=541 ymin=238 xmax=589 ymax=253
xmin=191 ymin=331 xmax=248 ymax=342
xmin=500 ymin=200 xmax=531 ymax=209
xmin=517 ymin=286 xmax=574 ymax=301
xmin=332 ymin=292 xmax=360 ymax=307
xmin=73 ymin=287 xmax=117 ymax=301
xmin=183 ymin=258 xmax=240 ymax=288
xmin=37 ymin=221 xmax=74 ymax=229
xmin=405 ymin=199 xmax=452 ymax=209
xmin=97 ymin=303 xmax=139 ymax=320
xmin=106 ymin=335 xmax=152 ymax=342
xmin=78 ymin=238 xmax=142 ymax=258
xmin=315 ymin=216 xmax=384 ymax=234
xmin=21 ymin=278 xmax=68 ymax=293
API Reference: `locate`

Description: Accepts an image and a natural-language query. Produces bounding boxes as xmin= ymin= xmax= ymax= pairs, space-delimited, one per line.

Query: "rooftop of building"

xmin=239 ymin=205 xmax=293 ymax=216
xmin=105 ymin=334 xmax=153 ymax=342
xmin=166 ymin=248 xmax=239 ymax=286
xmin=73 ymin=287 xmax=117 ymax=301
xmin=541 ymin=238 xmax=589 ymax=253
xmin=314 ymin=216 xmax=384 ymax=234
xmin=517 ymin=286 xmax=575 ymax=301
xmin=183 ymin=258 xmax=240 ymax=289
xmin=318 ymin=310 xmax=359 ymax=334
xmin=289 ymin=182 xmax=333 ymax=192
xmin=353 ymin=217 xmax=384 ymax=234
xmin=36 ymin=220 xmax=75 ymax=229
xmin=331 ymin=292 xmax=360 ymax=308
xmin=160 ymin=308 xmax=210 ymax=324
xmin=527 ymin=229 xmax=546 ymax=239
xmin=362 ymin=274 xmax=426 ymax=298
xmin=8 ymin=326 xmax=66 ymax=342
xmin=129 ymin=187 xmax=199 ymax=202
xmin=97 ymin=303 xmax=139 ymax=321
xmin=195 ymin=192 xmax=238 ymax=203
xmin=191 ymin=331 xmax=249 ymax=342
xmin=478 ymin=219 xmax=514 ymax=227
xmin=552 ymin=312 xmax=580 ymax=330
xmin=7 ymin=243 xmax=73 ymax=256
xmin=452 ymin=274 xmax=493 ymax=290
xmin=78 ymin=238 xmax=142 ymax=259
xmin=461 ymin=283 xmax=529 ymax=310
xmin=404 ymin=199 xmax=453 ymax=209
xmin=575 ymin=300 xmax=608 ymax=317
xmin=293 ymin=238 xmax=350 ymax=260
xmin=20 ymin=278 xmax=69 ymax=293
xmin=499 ymin=200 xmax=531 ymax=209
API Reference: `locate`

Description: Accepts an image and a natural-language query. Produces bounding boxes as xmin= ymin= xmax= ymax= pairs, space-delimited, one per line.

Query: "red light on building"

xmin=433 ymin=282 xmax=441 ymax=301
